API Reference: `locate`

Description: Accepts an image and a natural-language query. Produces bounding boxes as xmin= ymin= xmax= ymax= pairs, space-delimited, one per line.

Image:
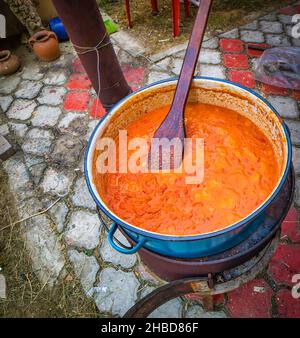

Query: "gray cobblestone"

xmin=136 ymin=263 xmax=160 ymax=285
xmin=111 ymin=31 xmax=145 ymax=57
xmin=51 ymin=134 xmax=83 ymax=167
xmin=43 ymin=70 xmax=67 ymax=85
xmin=219 ymin=28 xmax=239 ymax=39
xmin=6 ymin=99 xmax=37 ymax=120
xmin=0 ymin=76 xmax=21 ymax=94
xmin=240 ymin=30 xmax=265 ymax=43
xmin=8 ymin=122 xmax=28 ymax=138
xmin=31 ymin=105 xmax=62 ymax=127
xmin=199 ymin=49 xmax=221 ymax=65
xmin=241 ymin=21 xmax=258 ymax=30
xmin=94 ymin=268 xmax=139 ymax=316
xmin=72 ymin=176 xmax=95 ymax=210
xmin=117 ymin=50 xmax=135 ymax=64
xmin=154 ymin=57 xmax=172 ymax=71
xmin=2 ymin=153 xmax=33 ymax=202
xmin=265 ymin=34 xmax=291 ymax=46
xmin=24 ymin=214 xmax=66 ymax=287
xmin=149 ymin=298 xmax=183 ymax=318
xmin=278 ymin=14 xmax=293 ymax=25
xmin=0 ymin=124 xmax=9 ymax=136
xmin=24 ymin=154 xmax=46 ymax=185
xmin=171 ymin=58 xmax=183 ymax=76
xmin=141 ymin=286 xmax=182 ymax=318
xmin=285 ymin=119 xmax=300 ymax=146
xmin=52 ymin=52 xmax=75 ymax=67
xmin=268 ymin=96 xmax=299 ymax=119
xmin=41 ymin=167 xmax=74 ymax=196
xmin=22 ymin=64 xmax=45 ymax=80
xmin=261 ymin=13 xmax=278 ymax=21
xmin=85 ymin=119 xmax=99 ymax=141
xmin=285 ymin=25 xmax=294 ymax=38
xmin=64 ymin=210 xmax=101 ymax=250
xmin=58 ymin=112 xmax=87 ymax=135
xmin=149 ymin=42 xmax=187 ymax=62
xmin=0 ymin=95 xmax=13 ymax=112
xmin=22 ymin=128 xmax=54 ymax=156
xmin=198 ymin=64 xmax=226 ymax=79
xmin=185 ymin=305 xmax=228 ymax=318
xmin=18 ymin=197 xmax=43 ymax=219
xmin=147 ymin=71 xmax=170 ymax=84
xmin=295 ymin=178 xmax=300 ymax=207
xmin=37 ymin=86 xmax=66 ymax=105
xmin=202 ymin=37 xmax=219 ymax=49
xmin=48 ymin=200 xmax=69 ymax=233
xmin=260 ymin=21 xmax=283 ymax=34
xmin=100 ymin=232 xmax=137 ymax=269
xmin=292 ymin=146 xmax=300 ymax=174
xmin=15 ymin=80 xmax=43 ymax=99
xmin=68 ymin=249 xmax=99 ymax=297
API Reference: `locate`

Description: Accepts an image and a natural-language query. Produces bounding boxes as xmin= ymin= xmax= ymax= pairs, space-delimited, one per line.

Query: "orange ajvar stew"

xmin=93 ymin=103 xmax=279 ymax=236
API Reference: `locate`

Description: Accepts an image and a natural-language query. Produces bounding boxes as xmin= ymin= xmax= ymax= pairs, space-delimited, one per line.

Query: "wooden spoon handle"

xmin=171 ymin=0 xmax=213 ymax=115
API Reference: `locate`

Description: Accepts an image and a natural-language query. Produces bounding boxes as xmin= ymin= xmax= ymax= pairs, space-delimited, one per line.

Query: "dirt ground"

xmin=99 ymin=0 xmax=296 ymax=54
xmin=0 ymin=165 xmax=100 ymax=318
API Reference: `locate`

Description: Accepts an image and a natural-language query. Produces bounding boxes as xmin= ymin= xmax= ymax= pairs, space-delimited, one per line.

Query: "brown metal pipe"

xmin=51 ymin=0 xmax=131 ymax=109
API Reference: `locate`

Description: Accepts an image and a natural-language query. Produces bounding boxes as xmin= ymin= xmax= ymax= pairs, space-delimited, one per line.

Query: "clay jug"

xmin=29 ymin=30 xmax=60 ymax=62
xmin=0 ymin=50 xmax=20 ymax=76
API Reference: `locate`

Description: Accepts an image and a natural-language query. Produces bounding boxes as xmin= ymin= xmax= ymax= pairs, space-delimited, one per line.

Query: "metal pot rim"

xmin=84 ymin=76 xmax=292 ymax=241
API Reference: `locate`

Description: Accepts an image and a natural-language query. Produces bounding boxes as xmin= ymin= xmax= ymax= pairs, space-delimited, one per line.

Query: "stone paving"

xmin=0 ymin=3 xmax=300 ymax=318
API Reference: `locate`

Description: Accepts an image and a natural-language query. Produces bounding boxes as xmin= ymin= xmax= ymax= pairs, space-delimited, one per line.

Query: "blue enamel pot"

xmin=85 ymin=77 xmax=292 ymax=258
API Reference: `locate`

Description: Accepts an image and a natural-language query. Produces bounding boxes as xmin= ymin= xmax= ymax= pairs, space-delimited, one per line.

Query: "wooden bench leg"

xmin=150 ymin=0 xmax=159 ymax=16
xmin=172 ymin=0 xmax=180 ymax=37
xmin=125 ymin=0 xmax=133 ymax=28
xmin=184 ymin=0 xmax=190 ymax=17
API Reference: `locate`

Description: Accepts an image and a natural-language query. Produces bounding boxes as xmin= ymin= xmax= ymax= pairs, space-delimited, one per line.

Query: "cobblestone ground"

xmin=1 ymin=3 xmax=300 ymax=317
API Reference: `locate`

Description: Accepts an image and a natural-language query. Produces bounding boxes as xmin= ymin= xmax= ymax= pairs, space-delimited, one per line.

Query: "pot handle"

xmin=108 ymin=222 xmax=146 ymax=254
xmin=48 ymin=31 xmax=58 ymax=41
xmin=28 ymin=36 xmax=35 ymax=48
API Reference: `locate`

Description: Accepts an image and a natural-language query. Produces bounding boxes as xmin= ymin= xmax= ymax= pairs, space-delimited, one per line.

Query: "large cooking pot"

xmin=85 ymin=77 xmax=292 ymax=258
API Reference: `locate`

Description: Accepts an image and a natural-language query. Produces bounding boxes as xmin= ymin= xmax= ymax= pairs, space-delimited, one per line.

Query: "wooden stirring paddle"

xmin=148 ymin=0 xmax=213 ymax=171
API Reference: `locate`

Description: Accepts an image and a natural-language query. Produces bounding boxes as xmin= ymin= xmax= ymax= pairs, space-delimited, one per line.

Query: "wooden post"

xmin=52 ymin=0 xmax=131 ymax=110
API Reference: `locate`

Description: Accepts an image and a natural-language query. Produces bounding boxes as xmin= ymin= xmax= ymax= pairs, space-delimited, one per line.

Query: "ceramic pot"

xmin=0 ymin=50 xmax=20 ymax=76
xmin=29 ymin=30 xmax=60 ymax=61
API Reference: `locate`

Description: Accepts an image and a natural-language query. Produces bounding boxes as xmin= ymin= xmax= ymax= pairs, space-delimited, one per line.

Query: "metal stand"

xmin=124 ymin=233 xmax=279 ymax=318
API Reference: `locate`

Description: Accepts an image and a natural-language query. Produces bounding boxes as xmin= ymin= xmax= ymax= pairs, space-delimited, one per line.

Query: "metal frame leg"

xmin=172 ymin=0 xmax=180 ymax=37
xmin=125 ymin=0 xmax=133 ymax=28
xmin=184 ymin=0 xmax=191 ymax=17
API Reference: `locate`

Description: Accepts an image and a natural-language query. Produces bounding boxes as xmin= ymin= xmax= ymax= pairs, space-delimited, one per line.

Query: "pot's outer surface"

xmin=120 ymin=167 xmax=294 ymax=278
xmin=85 ymin=78 xmax=292 ymax=258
